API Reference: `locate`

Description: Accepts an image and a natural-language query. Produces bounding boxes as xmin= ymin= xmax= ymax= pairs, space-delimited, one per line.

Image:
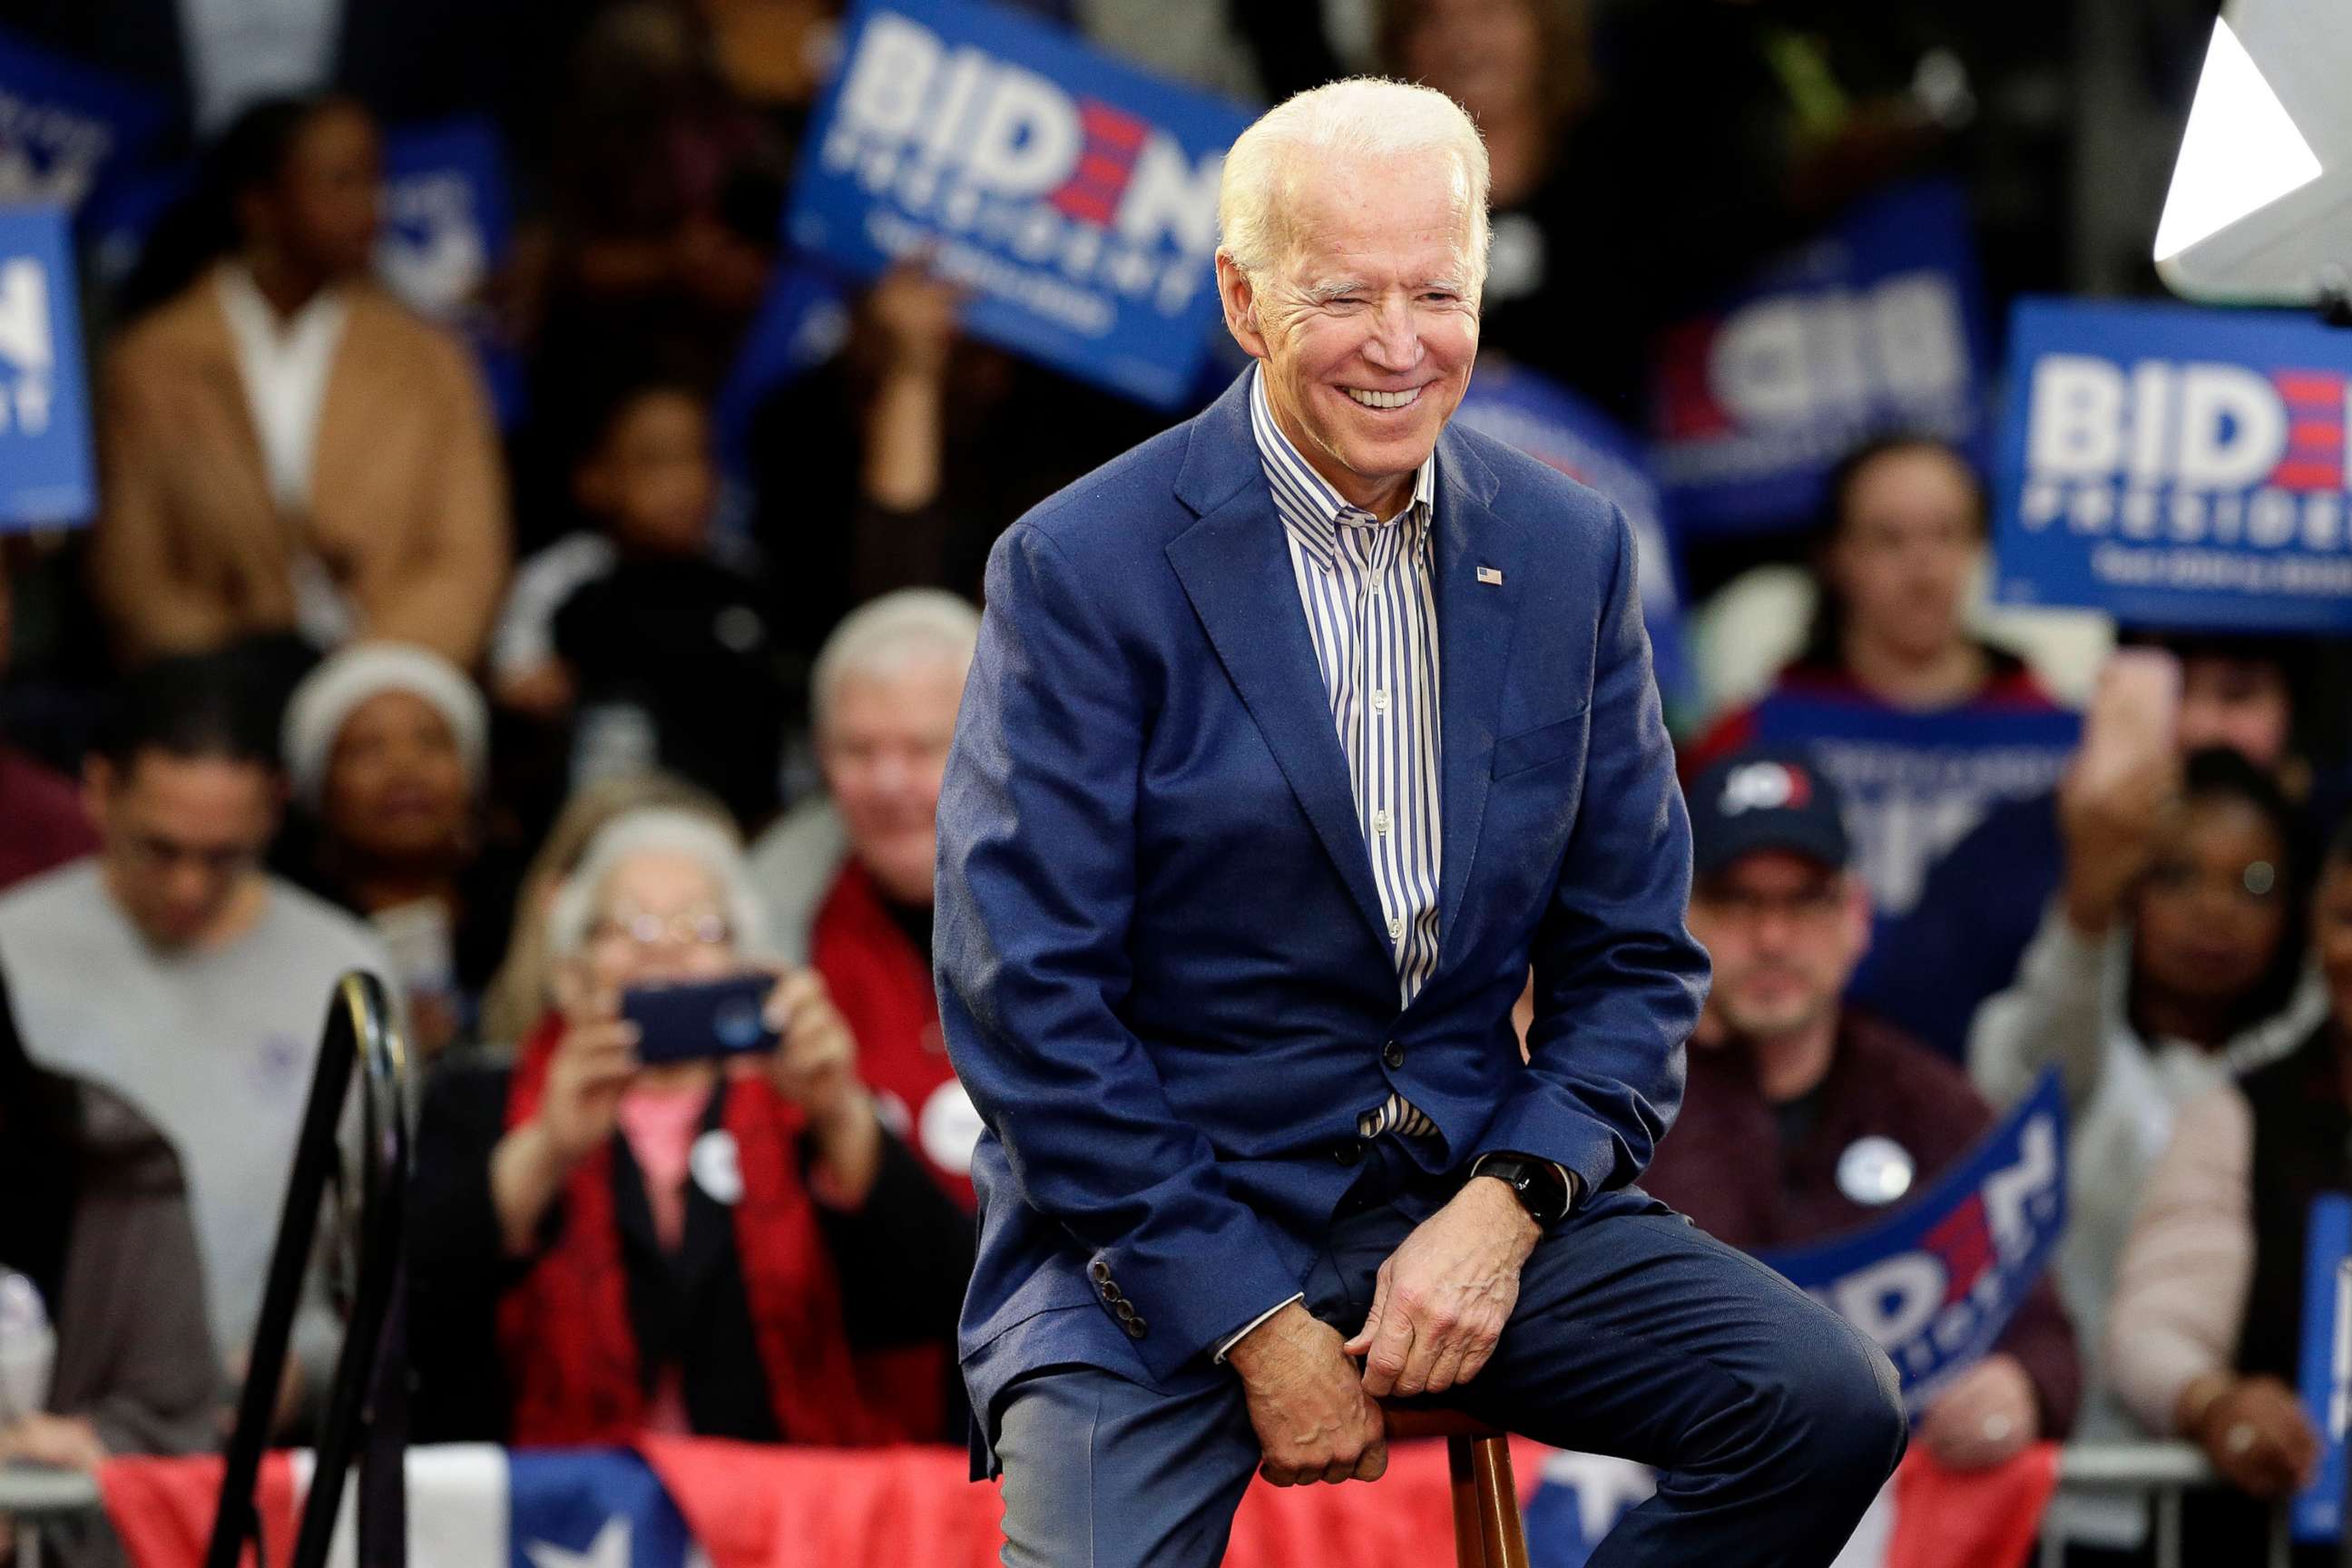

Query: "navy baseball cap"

xmin=1686 ymin=746 xmax=1850 ymax=879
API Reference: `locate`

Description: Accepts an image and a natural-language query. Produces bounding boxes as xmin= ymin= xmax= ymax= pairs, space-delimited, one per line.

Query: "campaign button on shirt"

xmin=690 ymin=1129 xmax=744 ymax=1205
xmin=918 ymin=1078 xmax=985 ymax=1176
xmin=1835 ymin=1136 xmax=1916 ymax=1207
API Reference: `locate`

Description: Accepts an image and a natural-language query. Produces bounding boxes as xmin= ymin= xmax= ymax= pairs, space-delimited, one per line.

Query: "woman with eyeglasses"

xmin=1969 ymin=747 xmax=2321 ymax=1542
xmin=406 ymin=807 xmax=971 ymax=1446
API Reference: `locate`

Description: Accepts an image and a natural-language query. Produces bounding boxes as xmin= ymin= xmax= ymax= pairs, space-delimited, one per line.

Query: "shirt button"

xmin=1374 ymin=809 xmax=1390 ymax=836
xmin=1382 ymin=1040 xmax=1406 ymax=1070
xmin=1387 ymin=916 xmax=1404 ymax=937
xmin=1372 ymin=688 xmax=1388 ymax=712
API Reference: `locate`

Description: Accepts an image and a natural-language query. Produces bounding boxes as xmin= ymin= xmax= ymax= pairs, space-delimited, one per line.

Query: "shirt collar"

xmin=1248 ymin=364 xmax=1436 ymax=572
xmin=214 ymin=260 xmax=349 ymax=355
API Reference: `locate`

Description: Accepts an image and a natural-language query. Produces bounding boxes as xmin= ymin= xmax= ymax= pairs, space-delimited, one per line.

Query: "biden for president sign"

xmin=787 ymin=0 xmax=1251 ymax=409
xmin=0 ymin=206 xmax=93 ymax=528
xmin=1758 ymin=1067 xmax=2067 ymax=1412
xmin=1648 ymin=181 xmax=1991 ymax=535
xmin=1994 ymin=299 xmax=2352 ymax=632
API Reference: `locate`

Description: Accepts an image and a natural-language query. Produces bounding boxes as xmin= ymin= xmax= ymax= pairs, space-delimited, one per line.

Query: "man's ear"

xmin=1215 ymin=252 xmax=1269 ymax=361
xmin=1840 ymin=872 xmax=1874 ymax=965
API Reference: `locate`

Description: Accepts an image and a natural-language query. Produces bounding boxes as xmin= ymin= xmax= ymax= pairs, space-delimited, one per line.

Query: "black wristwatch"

xmin=1473 ymin=1152 xmax=1573 ymax=1226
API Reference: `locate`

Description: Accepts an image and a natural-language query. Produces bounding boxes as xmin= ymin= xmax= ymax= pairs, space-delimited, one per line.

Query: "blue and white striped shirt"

xmin=1248 ymin=367 xmax=1442 ymax=1143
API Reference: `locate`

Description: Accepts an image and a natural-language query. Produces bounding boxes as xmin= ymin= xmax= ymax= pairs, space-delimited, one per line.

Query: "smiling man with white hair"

xmin=936 ymin=79 xmax=1906 ymax=1567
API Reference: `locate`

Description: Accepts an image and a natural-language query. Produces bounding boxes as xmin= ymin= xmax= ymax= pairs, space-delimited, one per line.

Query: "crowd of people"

xmin=0 ymin=0 xmax=2341 ymax=1563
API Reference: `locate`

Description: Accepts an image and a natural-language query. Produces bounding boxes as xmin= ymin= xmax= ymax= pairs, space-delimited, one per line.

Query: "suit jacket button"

xmin=1334 ymin=1139 xmax=1365 ymax=1165
xmin=1089 ymin=1259 xmax=1112 ymax=1284
xmin=1114 ymin=1299 xmax=1136 ymax=1323
xmin=1381 ymin=1040 xmax=1405 ymax=1070
xmin=1125 ymin=1317 xmax=1148 ymax=1339
xmin=1100 ymin=1281 xmax=1122 ymax=1303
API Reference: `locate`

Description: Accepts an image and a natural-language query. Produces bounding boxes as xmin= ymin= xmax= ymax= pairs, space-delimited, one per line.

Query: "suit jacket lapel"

xmin=1429 ymin=428 xmax=1524 ymax=964
xmin=1165 ymin=378 xmax=1392 ymax=957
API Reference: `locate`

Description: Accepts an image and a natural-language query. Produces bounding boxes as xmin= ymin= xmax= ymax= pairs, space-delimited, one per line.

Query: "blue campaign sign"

xmin=1992 ymin=299 xmax=2352 ymax=632
xmin=786 ymin=0 xmax=1253 ymax=409
xmin=378 ymin=117 xmax=524 ymax=426
xmin=1455 ymin=361 xmax=1693 ymax=709
xmin=0 ymin=205 xmax=95 ymax=528
xmin=0 ymin=26 xmax=170 ymax=216
xmin=2294 ymin=1193 xmax=2352 ymax=1543
xmin=1648 ymin=181 xmax=1992 ymax=535
xmin=1757 ymin=1068 xmax=2067 ymax=1413
xmin=1739 ymin=691 xmax=2080 ymax=929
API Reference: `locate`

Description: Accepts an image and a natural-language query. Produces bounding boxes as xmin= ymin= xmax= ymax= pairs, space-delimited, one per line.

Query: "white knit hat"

xmin=281 ymin=642 xmax=489 ymax=808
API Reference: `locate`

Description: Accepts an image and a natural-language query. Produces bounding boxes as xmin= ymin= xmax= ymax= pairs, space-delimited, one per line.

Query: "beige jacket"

xmin=2104 ymin=1081 xmax=2255 ymax=1437
xmin=91 ymin=273 xmax=509 ymax=665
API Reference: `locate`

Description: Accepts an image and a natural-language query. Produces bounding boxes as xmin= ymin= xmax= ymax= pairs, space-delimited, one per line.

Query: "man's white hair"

xmin=811 ymin=589 xmax=980 ymax=738
xmin=545 ymin=807 xmax=771 ymax=961
xmin=1218 ymin=77 xmax=1491 ymax=294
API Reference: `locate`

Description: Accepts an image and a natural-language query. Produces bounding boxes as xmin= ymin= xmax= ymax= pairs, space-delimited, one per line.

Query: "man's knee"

xmin=1760 ymin=1321 xmax=1907 ymax=1491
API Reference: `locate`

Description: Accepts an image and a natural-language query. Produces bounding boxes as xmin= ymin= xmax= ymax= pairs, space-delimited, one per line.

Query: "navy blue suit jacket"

xmin=934 ymin=370 xmax=1709 ymax=1445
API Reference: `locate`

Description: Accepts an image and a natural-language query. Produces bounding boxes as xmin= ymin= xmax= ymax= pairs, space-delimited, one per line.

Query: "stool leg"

xmin=1468 ymin=1436 xmax=1530 ymax=1568
xmin=1445 ymin=1435 xmax=1486 ymax=1568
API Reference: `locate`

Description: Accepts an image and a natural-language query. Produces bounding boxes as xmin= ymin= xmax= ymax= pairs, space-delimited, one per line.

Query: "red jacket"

xmin=1642 ymin=1012 xmax=2082 ymax=1437
xmin=809 ymin=857 xmax=975 ymax=1210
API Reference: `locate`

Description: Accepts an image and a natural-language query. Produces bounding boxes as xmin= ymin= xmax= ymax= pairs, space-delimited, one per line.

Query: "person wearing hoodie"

xmin=1969 ymin=746 xmax=2321 ymax=1551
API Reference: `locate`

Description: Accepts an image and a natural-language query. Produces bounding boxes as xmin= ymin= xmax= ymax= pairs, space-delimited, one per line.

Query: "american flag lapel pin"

xmin=1475 ymin=565 xmax=1504 ymax=585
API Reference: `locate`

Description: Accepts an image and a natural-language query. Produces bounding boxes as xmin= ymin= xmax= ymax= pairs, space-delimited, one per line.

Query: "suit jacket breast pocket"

xmin=1492 ymin=708 xmax=1591 ymax=779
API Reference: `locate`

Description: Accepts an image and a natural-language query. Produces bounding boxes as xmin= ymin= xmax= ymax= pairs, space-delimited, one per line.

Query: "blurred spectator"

xmin=756 ymin=590 xmax=981 ymax=1205
xmin=2102 ymin=820 xmax=2352 ymax=1567
xmin=93 ymin=94 xmax=509 ymax=669
xmin=750 ymin=266 xmax=1161 ymax=662
xmin=0 ymin=652 xmax=392 ymax=1430
xmin=280 ymin=643 xmax=519 ymax=1058
xmin=520 ymin=0 xmax=789 ymax=429
xmin=0 ymin=548 xmax=98 ymax=894
xmin=477 ymin=773 xmax=736 ymax=1051
xmin=1376 ymin=0 xmax=1651 ymax=416
xmin=1682 ymin=437 xmax=2068 ymax=934
xmin=1646 ymin=747 xmax=2080 ymax=1469
xmin=1867 ymin=634 xmax=2317 ymax=1058
xmin=548 ymin=3 xmax=781 ymax=317
xmin=1970 ymin=748 xmax=2322 ymax=1500
xmin=0 ymin=963 xmax=217 ymax=1471
xmin=407 ymin=808 xmax=970 ymax=1445
xmin=492 ymin=367 xmax=789 ymax=828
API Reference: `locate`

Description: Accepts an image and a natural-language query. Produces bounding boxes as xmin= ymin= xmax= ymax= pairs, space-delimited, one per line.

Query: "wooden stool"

xmin=1382 ymin=1406 xmax=1531 ymax=1568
